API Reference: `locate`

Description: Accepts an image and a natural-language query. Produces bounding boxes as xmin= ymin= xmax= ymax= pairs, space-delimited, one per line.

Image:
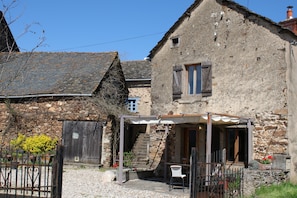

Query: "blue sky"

xmin=2 ymin=0 xmax=297 ymax=60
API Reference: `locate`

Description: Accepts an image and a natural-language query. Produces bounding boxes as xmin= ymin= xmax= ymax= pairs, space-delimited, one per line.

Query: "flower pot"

xmin=259 ymin=163 xmax=272 ymax=170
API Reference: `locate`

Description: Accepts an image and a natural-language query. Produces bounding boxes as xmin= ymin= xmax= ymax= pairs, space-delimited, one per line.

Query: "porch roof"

xmin=129 ymin=113 xmax=250 ymax=125
xmin=118 ymin=113 xmax=253 ymax=184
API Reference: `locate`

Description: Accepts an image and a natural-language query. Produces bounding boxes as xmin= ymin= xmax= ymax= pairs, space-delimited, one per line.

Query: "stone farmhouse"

xmin=0 ymin=50 xmax=128 ymax=167
xmin=2 ymin=0 xmax=297 ymax=185
xmin=127 ymin=0 xmax=297 ymax=183
xmin=0 ymin=11 xmax=152 ymax=168
xmin=121 ymin=60 xmax=151 ymax=116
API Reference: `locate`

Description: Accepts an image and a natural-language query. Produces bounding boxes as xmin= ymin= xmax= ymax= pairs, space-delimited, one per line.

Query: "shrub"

xmin=11 ymin=134 xmax=58 ymax=154
xmin=10 ymin=133 xmax=26 ymax=150
xmin=123 ymin=151 xmax=134 ymax=168
xmin=22 ymin=134 xmax=58 ymax=154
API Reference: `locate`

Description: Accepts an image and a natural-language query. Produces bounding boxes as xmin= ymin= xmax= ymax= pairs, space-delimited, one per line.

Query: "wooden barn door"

xmin=62 ymin=121 xmax=102 ymax=164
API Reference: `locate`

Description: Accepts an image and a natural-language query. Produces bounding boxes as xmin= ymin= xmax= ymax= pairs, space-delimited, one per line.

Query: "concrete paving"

xmin=122 ymin=177 xmax=190 ymax=198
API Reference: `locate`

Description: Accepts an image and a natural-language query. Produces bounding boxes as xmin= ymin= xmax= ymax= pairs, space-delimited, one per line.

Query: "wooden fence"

xmin=0 ymin=145 xmax=63 ymax=198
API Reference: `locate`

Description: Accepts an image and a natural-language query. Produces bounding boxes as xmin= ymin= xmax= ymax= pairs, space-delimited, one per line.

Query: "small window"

xmin=171 ymin=37 xmax=179 ymax=47
xmin=186 ymin=64 xmax=202 ymax=95
xmin=126 ymin=98 xmax=139 ymax=113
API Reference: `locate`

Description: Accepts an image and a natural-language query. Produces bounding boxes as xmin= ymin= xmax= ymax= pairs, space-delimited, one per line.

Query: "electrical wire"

xmin=56 ymin=31 xmax=166 ymax=52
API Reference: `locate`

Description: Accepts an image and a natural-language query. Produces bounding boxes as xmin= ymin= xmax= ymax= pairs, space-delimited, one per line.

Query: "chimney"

xmin=279 ymin=6 xmax=297 ymax=35
xmin=287 ymin=6 xmax=293 ymax=20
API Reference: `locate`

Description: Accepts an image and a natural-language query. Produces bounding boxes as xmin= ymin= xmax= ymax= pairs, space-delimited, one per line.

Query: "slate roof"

xmin=0 ymin=51 xmax=118 ymax=98
xmin=121 ymin=60 xmax=151 ymax=80
xmin=148 ymin=0 xmax=297 ymax=59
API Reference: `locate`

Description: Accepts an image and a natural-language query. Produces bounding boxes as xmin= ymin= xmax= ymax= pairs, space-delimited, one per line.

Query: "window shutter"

xmin=173 ymin=65 xmax=183 ymax=100
xmin=201 ymin=62 xmax=212 ymax=97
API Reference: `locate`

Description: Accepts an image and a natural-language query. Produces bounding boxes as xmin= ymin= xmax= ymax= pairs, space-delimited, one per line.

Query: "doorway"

xmin=183 ymin=128 xmax=198 ymax=163
xmin=226 ymin=128 xmax=248 ymax=163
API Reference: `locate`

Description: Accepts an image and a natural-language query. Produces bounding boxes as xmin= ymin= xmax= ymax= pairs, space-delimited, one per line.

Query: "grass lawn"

xmin=253 ymin=182 xmax=297 ymax=198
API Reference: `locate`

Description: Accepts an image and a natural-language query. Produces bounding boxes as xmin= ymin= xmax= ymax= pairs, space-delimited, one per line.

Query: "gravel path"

xmin=62 ymin=165 xmax=189 ymax=198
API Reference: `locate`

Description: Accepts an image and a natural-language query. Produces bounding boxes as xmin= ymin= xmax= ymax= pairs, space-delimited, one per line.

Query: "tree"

xmin=0 ymin=0 xmax=46 ymax=140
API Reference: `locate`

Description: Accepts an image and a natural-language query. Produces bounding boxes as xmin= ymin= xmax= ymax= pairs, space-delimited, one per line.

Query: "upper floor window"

xmin=171 ymin=37 xmax=179 ymax=47
xmin=172 ymin=62 xmax=212 ymax=100
xmin=186 ymin=64 xmax=202 ymax=95
xmin=127 ymin=98 xmax=139 ymax=113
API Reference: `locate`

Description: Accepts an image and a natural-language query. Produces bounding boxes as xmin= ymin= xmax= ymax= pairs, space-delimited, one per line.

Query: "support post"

xmin=117 ymin=115 xmax=157 ymax=184
xmin=206 ymin=113 xmax=212 ymax=185
xmin=247 ymin=119 xmax=252 ymax=164
xmin=164 ymin=125 xmax=169 ymax=182
xmin=118 ymin=115 xmax=125 ymax=184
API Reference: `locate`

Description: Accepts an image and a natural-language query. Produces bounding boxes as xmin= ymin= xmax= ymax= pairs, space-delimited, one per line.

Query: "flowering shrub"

xmin=10 ymin=133 xmax=26 ymax=150
xmin=261 ymin=155 xmax=273 ymax=164
xmin=11 ymin=134 xmax=58 ymax=154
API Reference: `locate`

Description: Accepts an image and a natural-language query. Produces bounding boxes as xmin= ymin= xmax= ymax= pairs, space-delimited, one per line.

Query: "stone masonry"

xmin=0 ymin=98 xmax=113 ymax=167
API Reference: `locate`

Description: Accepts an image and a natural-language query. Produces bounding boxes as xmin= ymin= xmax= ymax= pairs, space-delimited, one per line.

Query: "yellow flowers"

xmin=10 ymin=134 xmax=58 ymax=154
xmin=10 ymin=133 xmax=26 ymax=150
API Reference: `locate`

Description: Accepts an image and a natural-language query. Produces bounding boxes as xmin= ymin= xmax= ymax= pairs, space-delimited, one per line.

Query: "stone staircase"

xmin=131 ymin=133 xmax=150 ymax=169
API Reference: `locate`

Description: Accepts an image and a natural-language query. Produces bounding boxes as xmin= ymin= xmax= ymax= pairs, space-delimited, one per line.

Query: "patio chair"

xmin=169 ymin=165 xmax=186 ymax=192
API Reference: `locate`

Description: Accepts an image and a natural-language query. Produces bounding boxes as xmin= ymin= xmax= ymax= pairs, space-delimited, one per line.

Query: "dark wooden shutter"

xmin=201 ymin=62 xmax=212 ymax=97
xmin=173 ymin=65 xmax=183 ymax=100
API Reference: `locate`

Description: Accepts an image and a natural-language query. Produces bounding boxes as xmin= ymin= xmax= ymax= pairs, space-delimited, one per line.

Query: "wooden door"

xmin=62 ymin=121 xmax=103 ymax=164
xmin=226 ymin=128 xmax=247 ymax=163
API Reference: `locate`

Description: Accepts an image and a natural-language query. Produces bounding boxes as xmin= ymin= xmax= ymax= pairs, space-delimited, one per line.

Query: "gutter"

xmin=125 ymin=79 xmax=151 ymax=82
xmin=0 ymin=93 xmax=93 ymax=99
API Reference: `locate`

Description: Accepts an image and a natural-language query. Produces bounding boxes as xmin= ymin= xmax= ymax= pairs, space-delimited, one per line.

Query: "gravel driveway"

xmin=62 ymin=165 xmax=189 ymax=198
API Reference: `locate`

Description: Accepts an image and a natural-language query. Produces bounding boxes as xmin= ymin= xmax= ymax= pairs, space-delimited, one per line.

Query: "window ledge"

xmin=178 ymin=95 xmax=202 ymax=104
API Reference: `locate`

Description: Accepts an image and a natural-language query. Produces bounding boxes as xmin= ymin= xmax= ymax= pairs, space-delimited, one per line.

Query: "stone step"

xmin=130 ymin=133 xmax=151 ymax=169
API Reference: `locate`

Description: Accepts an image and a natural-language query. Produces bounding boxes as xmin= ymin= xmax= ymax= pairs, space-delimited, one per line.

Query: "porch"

xmin=117 ymin=112 xmax=252 ymax=185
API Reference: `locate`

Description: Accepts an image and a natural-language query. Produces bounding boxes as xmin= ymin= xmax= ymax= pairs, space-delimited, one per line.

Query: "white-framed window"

xmin=186 ymin=64 xmax=202 ymax=95
xmin=127 ymin=98 xmax=139 ymax=113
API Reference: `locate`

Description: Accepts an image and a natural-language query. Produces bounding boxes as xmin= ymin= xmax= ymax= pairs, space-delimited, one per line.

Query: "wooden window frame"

xmin=172 ymin=62 xmax=212 ymax=100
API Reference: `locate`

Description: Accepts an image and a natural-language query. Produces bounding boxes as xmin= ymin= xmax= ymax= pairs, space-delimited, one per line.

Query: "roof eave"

xmin=0 ymin=93 xmax=93 ymax=99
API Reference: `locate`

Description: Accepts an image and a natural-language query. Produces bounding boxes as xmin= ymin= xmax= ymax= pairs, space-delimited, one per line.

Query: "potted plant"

xmin=123 ymin=151 xmax=134 ymax=168
xmin=259 ymin=155 xmax=273 ymax=170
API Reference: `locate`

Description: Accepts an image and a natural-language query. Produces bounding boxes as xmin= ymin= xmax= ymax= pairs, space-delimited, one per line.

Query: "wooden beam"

xmin=247 ymin=119 xmax=253 ymax=163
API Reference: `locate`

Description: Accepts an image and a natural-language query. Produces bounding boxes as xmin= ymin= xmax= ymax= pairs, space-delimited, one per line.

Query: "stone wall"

xmin=0 ymin=97 xmax=114 ymax=167
xmin=243 ymin=169 xmax=289 ymax=196
xmin=148 ymin=125 xmax=168 ymax=168
xmin=128 ymin=87 xmax=151 ymax=116
xmin=150 ymin=0 xmax=292 ymax=170
xmin=253 ymin=112 xmax=288 ymax=160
